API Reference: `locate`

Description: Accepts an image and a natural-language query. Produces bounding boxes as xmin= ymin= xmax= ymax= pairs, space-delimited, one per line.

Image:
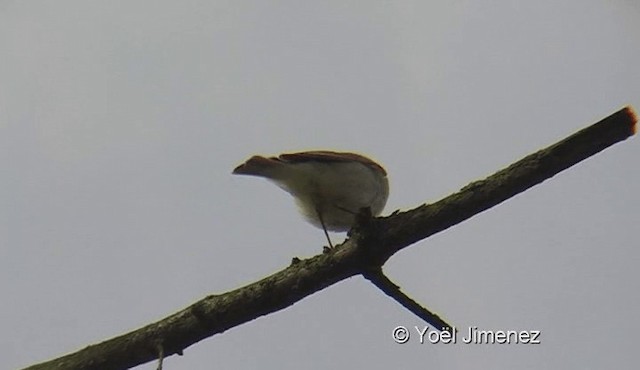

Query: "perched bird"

xmin=232 ymin=151 xmax=389 ymax=247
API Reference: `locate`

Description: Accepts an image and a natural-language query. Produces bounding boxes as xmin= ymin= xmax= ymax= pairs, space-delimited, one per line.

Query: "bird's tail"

xmin=232 ymin=155 xmax=284 ymax=178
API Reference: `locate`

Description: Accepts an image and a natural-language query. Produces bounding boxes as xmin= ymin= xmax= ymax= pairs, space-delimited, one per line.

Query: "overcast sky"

xmin=2 ymin=1 xmax=639 ymax=369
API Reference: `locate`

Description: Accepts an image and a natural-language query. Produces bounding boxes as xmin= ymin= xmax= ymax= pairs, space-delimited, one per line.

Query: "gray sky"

xmin=2 ymin=1 xmax=639 ymax=369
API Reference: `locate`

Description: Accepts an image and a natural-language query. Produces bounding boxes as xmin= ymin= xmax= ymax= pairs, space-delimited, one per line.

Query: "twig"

xmin=363 ymin=268 xmax=453 ymax=332
xmin=156 ymin=343 xmax=164 ymax=370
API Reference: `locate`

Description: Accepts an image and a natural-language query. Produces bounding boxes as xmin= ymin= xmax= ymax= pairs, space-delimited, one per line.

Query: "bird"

xmin=232 ymin=150 xmax=389 ymax=248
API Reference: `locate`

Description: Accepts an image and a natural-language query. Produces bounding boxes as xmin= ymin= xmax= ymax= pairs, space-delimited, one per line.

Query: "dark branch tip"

xmin=624 ymin=105 xmax=637 ymax=135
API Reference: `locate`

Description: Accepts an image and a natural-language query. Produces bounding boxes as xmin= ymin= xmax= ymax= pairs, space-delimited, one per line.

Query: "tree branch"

xmin=24 ymin=106 xmax=637 ymax=370
xmin=363 ymin=267 xmax=453 ymax=332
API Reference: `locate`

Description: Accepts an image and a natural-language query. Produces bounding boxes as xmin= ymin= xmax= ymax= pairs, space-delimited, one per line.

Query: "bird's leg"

xmin=334 ymin=205 xmax=357 ymax=215
xmin=333 ymin=205 xmax=367 ymax=238
xmin=315 ymin=206 xmax=334 ymax=248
